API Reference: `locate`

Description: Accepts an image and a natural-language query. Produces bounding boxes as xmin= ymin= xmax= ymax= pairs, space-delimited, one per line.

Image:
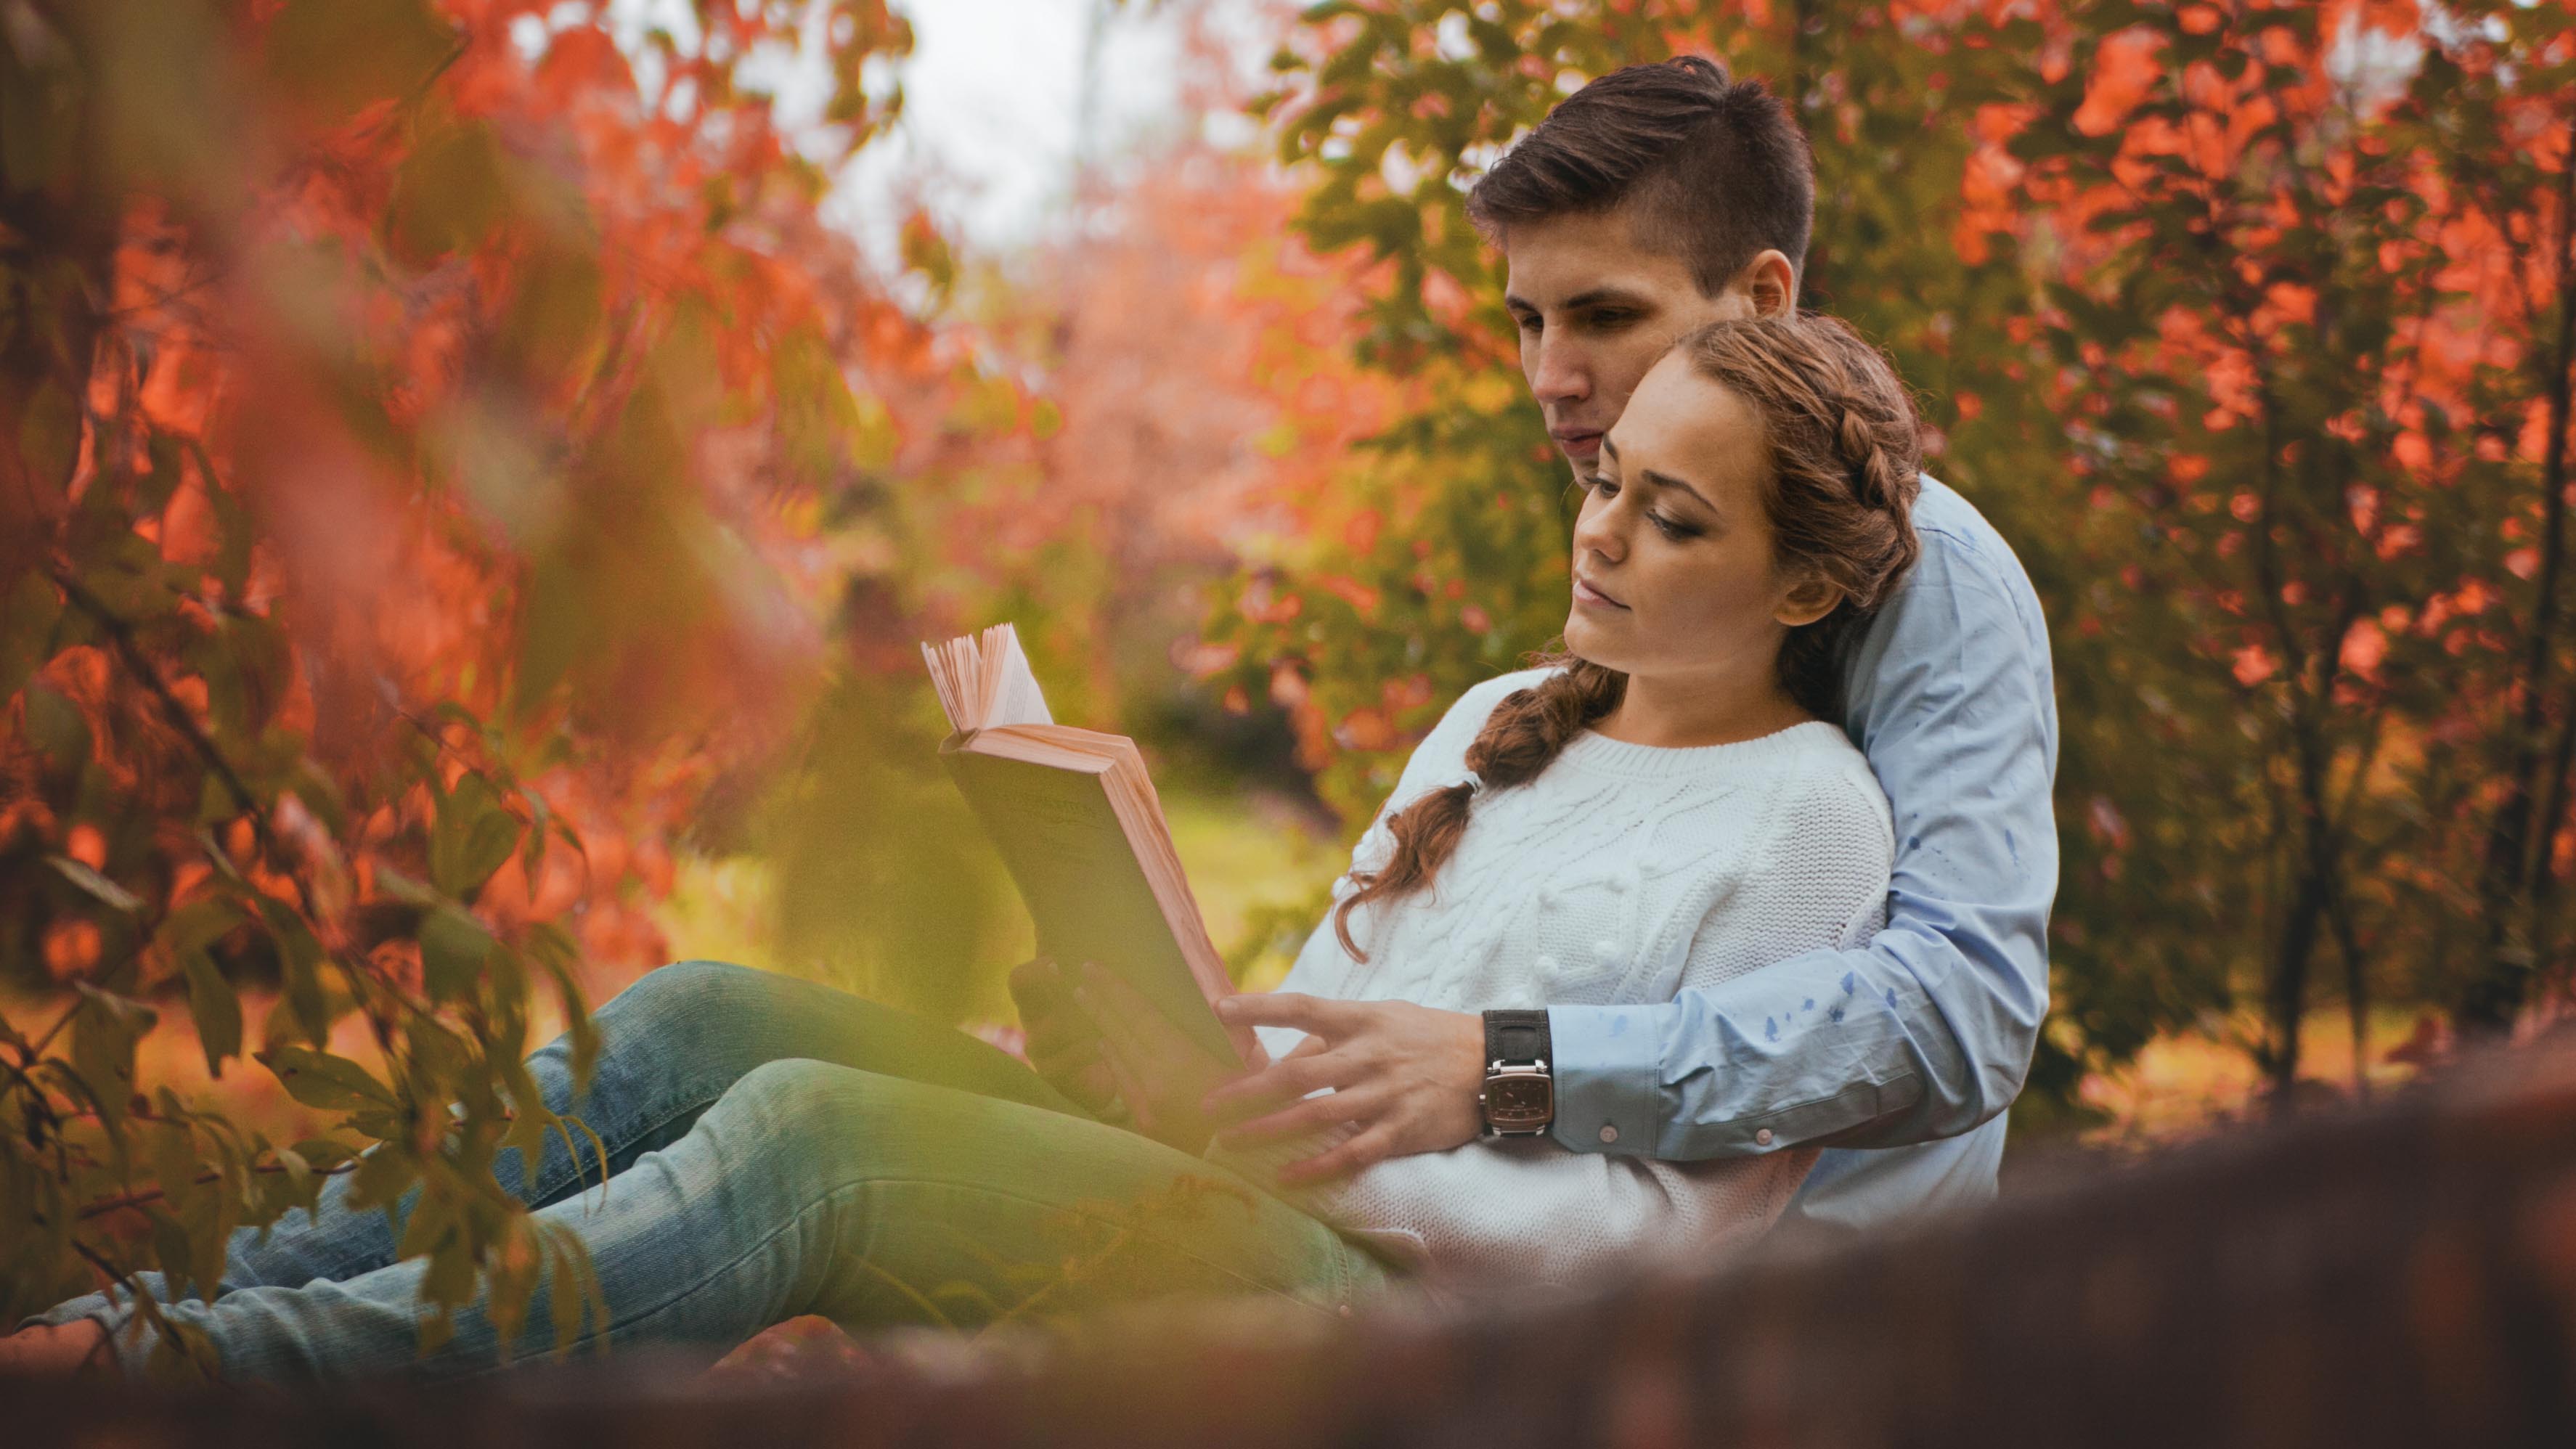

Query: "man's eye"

xmin=1584 ymin=310 xmax=1638 ymax=330
xmin=1514 ymin=314 xmax=1542 ymax=333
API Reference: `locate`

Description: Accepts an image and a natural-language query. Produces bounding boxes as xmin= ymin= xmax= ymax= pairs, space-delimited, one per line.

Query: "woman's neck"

xmin=1592 ymin=666 xmax=1814 ymax=749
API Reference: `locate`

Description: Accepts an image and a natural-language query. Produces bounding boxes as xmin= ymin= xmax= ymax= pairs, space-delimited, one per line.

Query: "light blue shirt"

xmin=1546 ymin=477 xmax=2059 ymax=1233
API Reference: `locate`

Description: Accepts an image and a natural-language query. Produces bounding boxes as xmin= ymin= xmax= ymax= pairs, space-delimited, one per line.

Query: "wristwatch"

xmin=1479 ymin=1009 xmax=1554 ymax=1136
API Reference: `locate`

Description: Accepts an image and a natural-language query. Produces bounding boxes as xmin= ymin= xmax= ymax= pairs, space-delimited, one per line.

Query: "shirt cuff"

xmin=1547 ymin=1003 xmax=1666 ymax=1156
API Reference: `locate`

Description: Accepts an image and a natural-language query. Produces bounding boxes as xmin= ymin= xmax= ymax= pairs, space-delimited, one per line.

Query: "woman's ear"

xmin=1774 ymin=570 xmax=1845 ymax=629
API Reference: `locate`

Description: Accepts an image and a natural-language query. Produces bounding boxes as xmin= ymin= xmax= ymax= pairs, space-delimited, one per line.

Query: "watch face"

xmin=1486 ymin=1074 xmax=1553 ymax=1126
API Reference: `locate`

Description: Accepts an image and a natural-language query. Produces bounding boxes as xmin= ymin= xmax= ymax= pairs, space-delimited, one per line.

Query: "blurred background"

xmin=7 ymin=0 xmax=2576 ymax=1321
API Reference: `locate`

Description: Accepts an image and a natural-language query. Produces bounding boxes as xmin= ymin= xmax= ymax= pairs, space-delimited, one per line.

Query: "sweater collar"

xmin=1552 ymin=717 xmax=1852 ymax=782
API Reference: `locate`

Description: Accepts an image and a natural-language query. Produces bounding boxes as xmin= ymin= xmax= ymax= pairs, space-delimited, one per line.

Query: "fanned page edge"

xmin=921 ymin=623 xmax=1055 ymax=733
xmin=921 ymin=638 xmax=970 ymax=732
xmin=1098 ymin=747 xmax=1255 ymax=1068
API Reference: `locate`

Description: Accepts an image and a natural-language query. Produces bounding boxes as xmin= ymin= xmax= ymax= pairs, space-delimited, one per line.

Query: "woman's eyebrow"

xmin=1642 ymin=468 xmax=1720 ymax=516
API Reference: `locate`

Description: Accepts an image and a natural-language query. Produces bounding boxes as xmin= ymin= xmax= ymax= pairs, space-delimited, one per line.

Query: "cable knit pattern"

xmin=1228 ymin=666 xmax=1894 ymax=1289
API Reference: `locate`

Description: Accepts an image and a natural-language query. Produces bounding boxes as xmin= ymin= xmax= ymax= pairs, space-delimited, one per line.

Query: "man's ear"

xmin=1741 ymin=250 xmax=1796 ymax=317
xmin=1774 ymin=571 xmax=1844 ymax=629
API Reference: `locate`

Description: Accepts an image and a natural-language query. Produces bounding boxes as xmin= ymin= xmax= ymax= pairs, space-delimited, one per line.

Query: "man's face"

xmin=1503 ymin=210 xmax=1748 ymax=473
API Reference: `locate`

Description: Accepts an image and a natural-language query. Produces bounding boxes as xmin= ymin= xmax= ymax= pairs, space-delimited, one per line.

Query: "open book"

xmin=924 ymin=625 xmax=1252 ymax=1069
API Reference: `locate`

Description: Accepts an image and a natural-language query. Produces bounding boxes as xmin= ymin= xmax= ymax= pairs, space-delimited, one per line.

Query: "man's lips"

xmin=1552 ymin=428 xmax=1603 ymax=458
xmin=1573 ymin=574 xmax=1628 ymax=610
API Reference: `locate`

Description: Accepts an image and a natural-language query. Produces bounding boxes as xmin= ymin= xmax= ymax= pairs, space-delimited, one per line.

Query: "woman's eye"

xmin=1581 ymin=473 xmax=1616 ymax=495
xmin=1649 ymin=513 xmax=1697 ymax=541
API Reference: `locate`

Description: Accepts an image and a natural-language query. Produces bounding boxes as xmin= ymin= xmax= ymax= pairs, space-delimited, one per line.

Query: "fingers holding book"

xmin=1073 ymin=960 xmax=1245 ymax=1156
xmin=1007 ymin=956 xmax=1121 ymax=1119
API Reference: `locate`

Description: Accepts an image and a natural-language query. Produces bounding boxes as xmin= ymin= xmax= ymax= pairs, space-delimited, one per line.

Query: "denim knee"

xmin=594 ymin=960 xmax=777 ymax=1053
xmin=717 ymin=1057 xmax=853 ymax=1126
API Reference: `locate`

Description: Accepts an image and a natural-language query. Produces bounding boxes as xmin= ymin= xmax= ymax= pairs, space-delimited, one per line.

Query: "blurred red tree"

xmin=0 ymin=0 xmax=947 ymax=1373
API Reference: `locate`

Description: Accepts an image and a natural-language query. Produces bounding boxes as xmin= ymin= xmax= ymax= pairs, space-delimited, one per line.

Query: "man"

xmin=1195 ymin=56 xmax=2058 ymax=1233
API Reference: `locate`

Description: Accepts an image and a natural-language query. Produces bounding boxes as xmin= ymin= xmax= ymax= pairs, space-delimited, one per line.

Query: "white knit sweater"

xmin=1236 ymin=666 xmax=1894 ymax=1288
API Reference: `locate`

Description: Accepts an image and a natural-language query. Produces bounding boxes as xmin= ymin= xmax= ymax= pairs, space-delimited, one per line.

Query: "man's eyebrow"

xmin=1503 ymin=287 xmax=1656 ymax=314
xmin=1560 ymin=287 xmax=1654 ymax=311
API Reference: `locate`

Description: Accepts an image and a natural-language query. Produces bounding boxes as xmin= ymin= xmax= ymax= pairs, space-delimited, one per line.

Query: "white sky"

xmin=820 ymin=0 xmax=1276 ymax=264
xmin=579 ymin=0 xmax=1276 ymax=266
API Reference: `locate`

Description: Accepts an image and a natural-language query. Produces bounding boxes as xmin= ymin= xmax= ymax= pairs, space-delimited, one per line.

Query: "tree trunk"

xmin=2264 ymin=869 xmax=2326 ymax=1105
xmin=2466 ymin=110 xmax=2576 ymax=1034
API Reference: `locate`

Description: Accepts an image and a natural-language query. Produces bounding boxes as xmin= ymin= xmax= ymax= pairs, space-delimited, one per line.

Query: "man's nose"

xmin=1529 ymin=332 xmax=1589 ymax=406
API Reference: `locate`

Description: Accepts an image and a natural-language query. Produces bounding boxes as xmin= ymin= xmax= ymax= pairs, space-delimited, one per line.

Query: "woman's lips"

xmin=1573 ymin=574 xmax=1628 ymax=610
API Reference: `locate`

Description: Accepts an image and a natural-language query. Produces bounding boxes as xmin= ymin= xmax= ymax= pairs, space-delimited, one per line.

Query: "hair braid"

xmin=1332 ymin=658 xmax=1624 ymax=960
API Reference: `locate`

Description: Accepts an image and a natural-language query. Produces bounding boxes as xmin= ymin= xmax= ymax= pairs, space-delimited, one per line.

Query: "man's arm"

xmin=1549 ymin=486 xmax=2059 ymax=1159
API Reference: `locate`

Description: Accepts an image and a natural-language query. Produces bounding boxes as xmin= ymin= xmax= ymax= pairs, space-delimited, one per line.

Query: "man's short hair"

xmin=1466 ymin=57 xmax=1815 ymax=298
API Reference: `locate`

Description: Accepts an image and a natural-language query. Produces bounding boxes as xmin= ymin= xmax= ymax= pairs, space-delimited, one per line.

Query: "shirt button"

xmin=1534 ymin=953 xmax=1559 ymax=974
xmin=1755 ymin=1128 xmax=1774 ymax=1147
xmin=1599 ymin=1124 xmax=1619 ymax=1144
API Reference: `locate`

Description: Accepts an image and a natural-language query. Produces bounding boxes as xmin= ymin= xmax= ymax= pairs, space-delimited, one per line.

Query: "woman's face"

xmin=1564 ymin=351 xmax=1822 ymax=693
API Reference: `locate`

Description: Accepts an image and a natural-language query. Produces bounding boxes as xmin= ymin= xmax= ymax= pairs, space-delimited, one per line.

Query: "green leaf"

xmin=70 ymin=987 xmax=157 ymax=1134
xmin=17 ymin=378 xmax=78 ymax=489
xmin=386 ymin=119 xmax=508 ymax=264
xmin=150 ymin=1210 xmax=197 ymax=1304
xmin=396 ymin=1187 xmax=455 ymax=1261
xmin=48 ymin=854 xmax=142 ymax=913
xmin=264 ymin=0 xmax=457 ymax=127
xmin=347 ymin=1141 xmax=418 ymax=1211
xmin=23 ymin=680 xmax=88 ymax=767
xmin=258 ymin=1046 xmax=396 ymax=1113
xmin=290 ymin=1138 xmax=359 ymax=1172
xmin=0 ymin=569 xmax=60 ymax=706
xmin=180 ymin=947 xmax=243 ymax=1075
xmin=158 ymin=895 xmax=246 ymax=957
xmin=431 ymin=774 xmax=521 ymax=899
xmin=419 ymin=907 xmax=495 ymax=1003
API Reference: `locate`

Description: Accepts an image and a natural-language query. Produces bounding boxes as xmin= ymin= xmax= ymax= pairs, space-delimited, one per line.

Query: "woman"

xmin=4 ymin=312 xmax=1922 ymax=1380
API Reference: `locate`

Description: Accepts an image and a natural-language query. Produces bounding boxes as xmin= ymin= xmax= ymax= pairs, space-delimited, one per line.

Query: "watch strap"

xmin=1485 ymin=1008 xmax=1550 ymax=1065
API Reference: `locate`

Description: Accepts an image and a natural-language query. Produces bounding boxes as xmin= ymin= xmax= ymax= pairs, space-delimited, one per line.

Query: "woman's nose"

xmin=1573 ymin=504 xmax=1626 ymax=563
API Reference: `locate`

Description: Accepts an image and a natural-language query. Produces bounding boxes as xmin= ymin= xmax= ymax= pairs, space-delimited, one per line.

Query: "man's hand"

xmin=1006 ymin=957 xmax=1120 ymax=1117
xmin=1200 ymin=993 xmax=1486 ymax=1187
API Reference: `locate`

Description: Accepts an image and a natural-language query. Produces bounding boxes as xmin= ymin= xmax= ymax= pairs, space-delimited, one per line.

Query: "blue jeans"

xmin=26 ymin=961 xmax=1393 ymax=1381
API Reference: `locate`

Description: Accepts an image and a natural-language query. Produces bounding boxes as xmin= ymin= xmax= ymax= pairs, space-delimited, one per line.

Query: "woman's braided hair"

xmin=1331 ymin=312 xmax=1923 ymax=960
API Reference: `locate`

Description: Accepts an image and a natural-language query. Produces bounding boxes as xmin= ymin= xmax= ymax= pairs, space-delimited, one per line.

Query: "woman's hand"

xmin=1074 ymin=961 xmax=1262 ymax=1156
xmin=1199 ymin=993 xmax=1486 ymax=1186
xmin=1006 ymin=957 xmax=1122 ymax=1118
